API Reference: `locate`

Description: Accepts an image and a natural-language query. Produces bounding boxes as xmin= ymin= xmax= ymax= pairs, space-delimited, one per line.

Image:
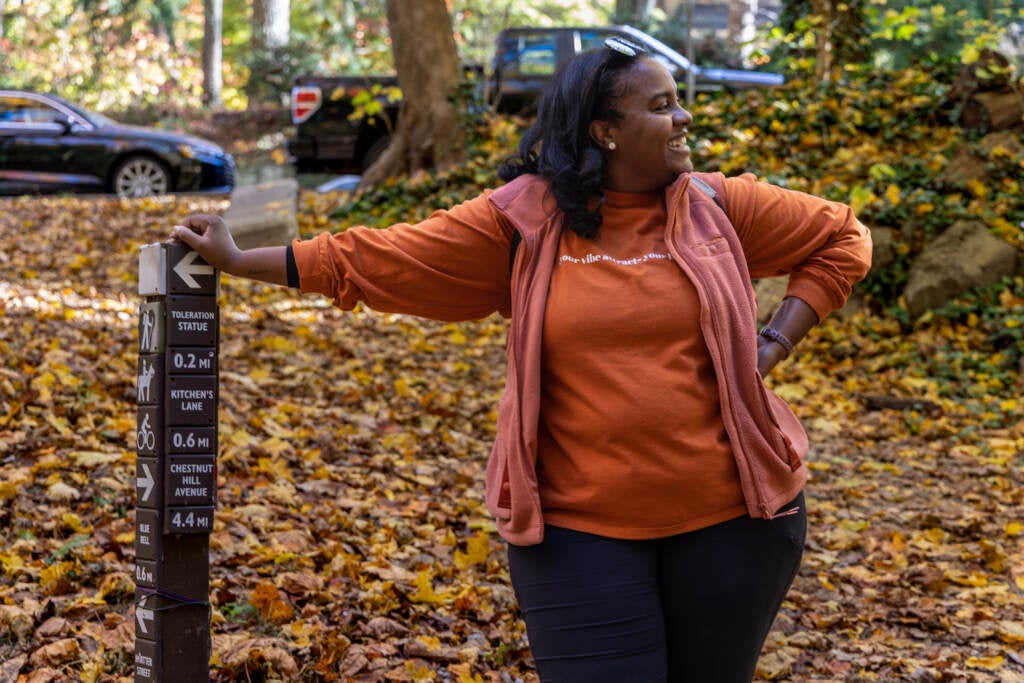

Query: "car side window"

xmin=516 ymin=33 xmax=557 ymax=77
xmin=0 ymin=96 xmax=63 ymax=125
xmin=578 ymin=30 xmax=615 ymax=52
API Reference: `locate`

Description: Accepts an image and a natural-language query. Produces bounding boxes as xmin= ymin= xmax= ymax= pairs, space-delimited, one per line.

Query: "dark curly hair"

xmin=498 ymin=45 xmax=645 ymax=239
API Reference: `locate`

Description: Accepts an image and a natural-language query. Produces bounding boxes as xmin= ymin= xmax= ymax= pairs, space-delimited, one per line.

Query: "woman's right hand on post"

xmin=171 ymin=214 xmax=242 ymax=275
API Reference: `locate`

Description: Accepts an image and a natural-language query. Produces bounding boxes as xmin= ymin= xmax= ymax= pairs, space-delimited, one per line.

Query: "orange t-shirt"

xmin=537 ymin=188 xmax=747 ymax=539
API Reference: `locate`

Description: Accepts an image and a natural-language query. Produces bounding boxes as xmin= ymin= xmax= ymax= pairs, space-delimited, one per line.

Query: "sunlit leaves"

xmin=2 ymin=135 xmax=1023 ymax=682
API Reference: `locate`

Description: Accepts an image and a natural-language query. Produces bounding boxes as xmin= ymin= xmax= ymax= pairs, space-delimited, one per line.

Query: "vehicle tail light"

xmin=291 ymin=86 xmax=322 ymax=124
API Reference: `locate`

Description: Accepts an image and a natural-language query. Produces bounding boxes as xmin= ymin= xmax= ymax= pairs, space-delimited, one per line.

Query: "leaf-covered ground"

xmin=0 ymin=192 xmax=1022 ymax=683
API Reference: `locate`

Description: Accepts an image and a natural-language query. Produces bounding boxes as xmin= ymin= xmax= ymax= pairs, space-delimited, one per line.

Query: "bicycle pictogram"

xmin=137 ymin=412 xmax=156 ymax=451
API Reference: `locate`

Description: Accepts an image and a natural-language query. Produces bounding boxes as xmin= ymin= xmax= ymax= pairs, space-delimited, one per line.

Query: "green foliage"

xmin=284 ymin=0 xmax=393 ymax=77
xmin=868 ymin=1 xmax=1024 ymax=76
xmin=769 ymin=1 xmax=1023 ymax=83
xmin=347 ymin=84 xmax=403 ymax=134
xmin=0 ymin=0 xmax=203 ymax=110
xmin=689 ymin=64 xmax=1024 ymax=312
xmin=74 ymin=0 xmax=188 ymax=44
xmin=776 ymin=0 xmax=872 ymax=69
xmin=221 ymin=601 xmax=259 ymax=625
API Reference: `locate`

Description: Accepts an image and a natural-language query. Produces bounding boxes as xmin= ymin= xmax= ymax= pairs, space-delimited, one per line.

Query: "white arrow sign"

xmin=173 ymin=251 xmax=214 ymax=288
xmin=137 ymin=605 xmax=154 ymax=635
xmin=137 ymin=463 xmax=155 ymax=503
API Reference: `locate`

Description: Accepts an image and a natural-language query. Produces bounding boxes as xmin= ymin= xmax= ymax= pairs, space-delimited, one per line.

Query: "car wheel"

xmin=112 ymin=156 xmax=171 ymax=197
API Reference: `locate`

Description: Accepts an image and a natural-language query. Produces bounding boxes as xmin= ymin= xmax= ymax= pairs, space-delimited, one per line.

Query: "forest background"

xmin=1 ymin=0 xmax=1024 ymax=682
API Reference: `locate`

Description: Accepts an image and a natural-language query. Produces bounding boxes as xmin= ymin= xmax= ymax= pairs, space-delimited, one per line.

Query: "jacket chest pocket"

xmin=690 ymin=235 xmax=730 ymax=258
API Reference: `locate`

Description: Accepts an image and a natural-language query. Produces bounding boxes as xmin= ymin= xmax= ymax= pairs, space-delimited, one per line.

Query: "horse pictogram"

xmin=138 ymin=359 xmax=156 ymax=403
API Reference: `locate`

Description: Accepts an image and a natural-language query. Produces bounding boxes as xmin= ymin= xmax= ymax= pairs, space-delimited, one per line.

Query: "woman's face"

xmin=591 ymin=58 xmax=694 ymax=193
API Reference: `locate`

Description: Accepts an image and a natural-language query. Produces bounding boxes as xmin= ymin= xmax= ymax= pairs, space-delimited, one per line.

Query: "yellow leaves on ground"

xmin=60 ymin=512 xmax=91 ymax=534
xmin=454 ymin=531 xmax=491 ymax=570
xmin=45 ymin=481 xmax=80 ymax=502
xmin=2 ymin=194 xmax=1022 ymax=682
xmin=28 ymin=637 xmax=80 ymax=668
xmin=0 ymin=553 xmax=25 ymax=577
xmin=249 ymin=581 xmax=296 ymax=624
xmin=409 ymin=570 xmax=453 ymax=605
xmin=39 ymin=561 xmax=77 ymax=596
xmin=258 ymin=335 xmax=296 ymax=353
xmin=966 ymin=655 xmax=1005 ymax=670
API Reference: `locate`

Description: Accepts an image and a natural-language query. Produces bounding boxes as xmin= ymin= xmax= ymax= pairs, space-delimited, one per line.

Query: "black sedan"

xmin=0 ymin=90 xmax=235 ymax=197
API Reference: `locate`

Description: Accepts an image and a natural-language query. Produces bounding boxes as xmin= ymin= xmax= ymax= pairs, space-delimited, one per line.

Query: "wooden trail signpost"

xmin=135 ymin=243 xmax=219 ymax=682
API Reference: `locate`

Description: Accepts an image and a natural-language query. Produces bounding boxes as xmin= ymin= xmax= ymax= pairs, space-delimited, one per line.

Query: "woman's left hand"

xmin=757 ymin=336 xmax=789 ymax=376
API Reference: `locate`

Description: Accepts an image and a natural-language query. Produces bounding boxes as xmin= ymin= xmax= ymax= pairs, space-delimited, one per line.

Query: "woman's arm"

xmin=171 ymin=215 xmax=289 ymax=286
xmin=173 ymin=193 xmax=516 ymax=322
xmin=756 ymin=296 xmax=820 ymax=375
xmin=716 ymin=174 xmax=872 ymax=374
xmin=289 ymin=194 xmax=515 ymax=321
xmin=721 ymin=173 xmax=873 ymax=322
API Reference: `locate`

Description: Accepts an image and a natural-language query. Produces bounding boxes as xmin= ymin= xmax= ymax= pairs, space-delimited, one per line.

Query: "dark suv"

xmin=288 ymin=25 xmax=783 ymax=172
xmin=491 ymin=25 xmax=783 ymax=113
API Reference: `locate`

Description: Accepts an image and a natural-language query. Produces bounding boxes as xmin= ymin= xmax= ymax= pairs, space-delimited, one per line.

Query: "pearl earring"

xmin=608 ymin=141 xmax=616 ymax=150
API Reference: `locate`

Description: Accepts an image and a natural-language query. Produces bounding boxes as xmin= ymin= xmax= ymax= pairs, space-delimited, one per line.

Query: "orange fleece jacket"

xmin=291 ymin=172 xmax=873 ymax=545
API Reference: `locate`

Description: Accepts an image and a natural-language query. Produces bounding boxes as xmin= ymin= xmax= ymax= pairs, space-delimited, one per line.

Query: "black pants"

xmin=507 ymin=493 xmax=806 ymax=683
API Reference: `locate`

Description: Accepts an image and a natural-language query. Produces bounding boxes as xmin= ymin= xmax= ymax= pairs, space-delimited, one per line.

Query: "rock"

xmin=753 ymin=277 xmax=788 ymax=323
xmin=753 ymin=274 xmax=864 ymax=322
xmin=937 ymin=131 xmax=1024 ymax=186
xmin=223 ymin=178 xmax=299 ymax=250
xmin=903 ymin=220 xmax=1018 ymax=316
xmin=868 ymin=226 xmax=896 ymax=273
xmin=752 ymin=274 xmax=867 ymax=323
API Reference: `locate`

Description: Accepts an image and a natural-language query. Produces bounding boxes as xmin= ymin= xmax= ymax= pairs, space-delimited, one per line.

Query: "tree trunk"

xmin=961 ymin=90 xmax=1024 ymax=132
xmin=726 ymin=0 xmax=758 ymax=61
xmin=359 ymin=0 xmax=462 ymax=187
xmin=615 ymin=0 xmax=656 ymax=25
xmin=252 ymin=0 xmax=289 ymax=53
xmin=248 ymin=0 xmax=289 ymax=103
xmin=810 ymin=0 xmax=834 ymax=84
xmin=202 ymin=0 xmax=223 ymax=106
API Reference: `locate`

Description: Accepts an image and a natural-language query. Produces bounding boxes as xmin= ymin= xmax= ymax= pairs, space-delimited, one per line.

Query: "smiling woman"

xmin=0 ymin=90 xmax=235 ymax=198
xmin=169 ymin=37 xmax=872 ymax=683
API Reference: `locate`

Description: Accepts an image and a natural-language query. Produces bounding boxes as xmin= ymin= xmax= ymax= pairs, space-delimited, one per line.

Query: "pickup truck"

xmin=287 ymin=25 xmax=783 ymax=172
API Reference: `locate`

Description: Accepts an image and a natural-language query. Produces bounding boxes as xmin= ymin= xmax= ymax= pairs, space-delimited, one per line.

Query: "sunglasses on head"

xmin=604 ymin=37 xmax=647 ymax=57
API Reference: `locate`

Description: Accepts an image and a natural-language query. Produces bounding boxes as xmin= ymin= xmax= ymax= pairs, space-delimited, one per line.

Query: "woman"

xmin=172 ymin=38 xmax=871 ymax=682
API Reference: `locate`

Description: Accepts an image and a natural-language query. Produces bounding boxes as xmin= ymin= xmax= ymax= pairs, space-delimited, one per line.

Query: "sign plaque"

xmin=139 ymin=242 xmax=219 ymax=297
xmin=165 ymin=456 xmax=216 ymax=506
xmin=134 ymin=242 xmax=218 ymax=682
xmin=165 ymin=296 xmax=218 ymax=347
xmin=165 ymin=375 xmax=218 ymax=426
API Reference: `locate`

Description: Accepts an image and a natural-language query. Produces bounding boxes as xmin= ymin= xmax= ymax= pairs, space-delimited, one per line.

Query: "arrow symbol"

xmin=136 ymin=606 xmax=154 ymax=635
xmin=137 ymin=463 xmax=155 ymax=503
xmin=173 ymin=251 xmax=214 ymax=288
